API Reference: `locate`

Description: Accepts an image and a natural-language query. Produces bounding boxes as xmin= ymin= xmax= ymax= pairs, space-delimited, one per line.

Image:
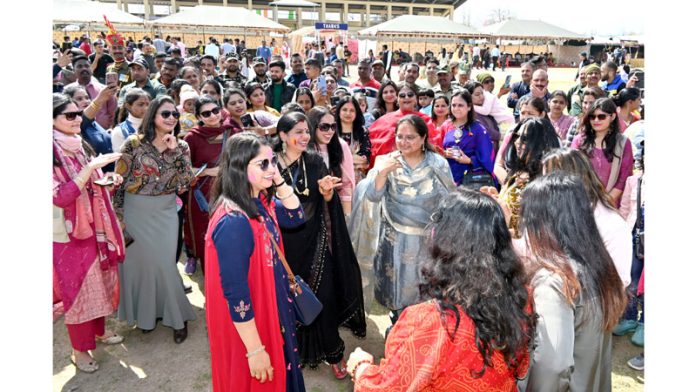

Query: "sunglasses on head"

xmin=318 ymin=123 xmax=338 ymax=132
xmin=589 ymin=113 xmax=609 ymax=121
xmin=252 ymin=156 xmax=279 ymax=171
xmin=61 ymin=111 xmax=83 ymax=121
xmin=159 ymin=110 xmax=180 ymax=119
xmin=398 ymin=92 xmax=415 ymax=98
xmin=200 ymin=107 xmax=221 ymax=118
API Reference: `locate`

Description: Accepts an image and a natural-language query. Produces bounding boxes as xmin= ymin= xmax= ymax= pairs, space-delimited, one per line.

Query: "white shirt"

xmin=474 ymin=91 xmax=515 ymax=126
xmin=221 ymin=42 xmax=234 ymax=55
xmin=205 ymin=43 xmax=219 ymax=59
xmin=473 ymin=46 xmax=481 ymax=56
xmin=491 ymin=47 xmax=500 ymax=57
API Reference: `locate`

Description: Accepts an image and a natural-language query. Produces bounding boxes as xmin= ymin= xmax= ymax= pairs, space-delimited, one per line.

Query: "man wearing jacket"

xmin=265 ymin=60 xmax=296 ymax=113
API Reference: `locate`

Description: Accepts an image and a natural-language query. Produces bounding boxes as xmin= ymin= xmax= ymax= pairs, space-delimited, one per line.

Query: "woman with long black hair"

xmin=204 ymin=131 xmax=305 ymax=392
xmin=570 ymin=98 xmax=634 ymax=206
xmin=369 ymin=80 xmax=399 ymax=122
xmin=518 ymin=172 xmax=626 ymax=391
xmin=347 ymin=189 xmax=535 ymax=390
xmin=274 ymin=111 xmax=366 ymax=378
xmin=335 ymin=96 xmax=371 ymax=184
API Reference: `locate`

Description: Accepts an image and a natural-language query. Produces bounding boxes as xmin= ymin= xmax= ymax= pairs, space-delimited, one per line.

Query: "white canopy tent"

xmin=53 ymin=0 xmax=144 ymax=25
xmin=149 ymin=5 xmax=290 ymax=34
xmin=358 ymin=15 xmax=484 ymax=40
xmin=481 ymin=19 xmax=592 ymax=42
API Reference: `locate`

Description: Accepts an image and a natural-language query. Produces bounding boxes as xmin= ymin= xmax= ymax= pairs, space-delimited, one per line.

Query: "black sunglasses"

xmin=200 ymin=107 xmax=221 ymax=118
xmin=589 ymin=113 xmax=609 ymax=121
xmin=61 ymin=111 xmax=83 ymax=121
xmin=252 ymin=156 xmax=279 ymax=172
xmin=318 ymin=123 xmax=338 ymax=132
xmin=159 ymin=110 xmax=180 ymax=119
xmin=398 ymin=92 xmax=415 ymax=98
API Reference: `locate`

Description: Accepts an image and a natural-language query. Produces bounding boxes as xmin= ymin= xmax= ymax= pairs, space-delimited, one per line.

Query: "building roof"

xmin=54 ymin=0 xmax=144 ymax=24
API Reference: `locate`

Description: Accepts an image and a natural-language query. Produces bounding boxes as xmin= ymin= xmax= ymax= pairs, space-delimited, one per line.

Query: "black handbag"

xmin=268 ymin=234 xmax=323 ymax=325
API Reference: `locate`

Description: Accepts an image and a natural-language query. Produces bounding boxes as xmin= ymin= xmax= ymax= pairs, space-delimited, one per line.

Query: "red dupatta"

xmin=204 ymin=198 xmax=286 ymax=392
xmin=367 ymin=109 xmax=439 ymax=169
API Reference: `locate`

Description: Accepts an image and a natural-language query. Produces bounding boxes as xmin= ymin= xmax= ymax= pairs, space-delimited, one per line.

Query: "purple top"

xmin=570 ymin=134 xmax=634 ymax=193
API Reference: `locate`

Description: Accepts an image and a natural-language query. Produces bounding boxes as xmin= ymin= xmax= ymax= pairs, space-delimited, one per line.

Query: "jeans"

xmin=623 ymin=251 xmax=645 ymax=322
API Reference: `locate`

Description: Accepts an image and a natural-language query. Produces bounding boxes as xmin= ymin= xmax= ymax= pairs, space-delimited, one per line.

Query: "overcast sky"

xmin=454 ymin=0 xmax=644 ymax=37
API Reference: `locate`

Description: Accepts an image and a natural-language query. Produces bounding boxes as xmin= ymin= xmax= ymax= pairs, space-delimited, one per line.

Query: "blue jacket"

xmin=507 ymin=81 xmax=530 ymax=120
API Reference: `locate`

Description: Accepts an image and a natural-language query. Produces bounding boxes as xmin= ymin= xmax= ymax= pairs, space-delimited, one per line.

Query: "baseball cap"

xmin=128 ymin=57 xmax=149 ymax=69
xmin=226 ymin=52 xmax=240 ymax=60
xmin=436 ymin=64 xmax=450 ymax=74
xmin=253 ymin=57 xmax=266 ymax=66
xmin=371 ymin=60 xmax=384 ymax=67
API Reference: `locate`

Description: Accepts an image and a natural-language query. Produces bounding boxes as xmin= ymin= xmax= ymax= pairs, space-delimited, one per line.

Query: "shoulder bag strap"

xmin=606 ymin=135 xmax=627 ymax=192
xmin=263 ymin=224 xmax=300 ymax=293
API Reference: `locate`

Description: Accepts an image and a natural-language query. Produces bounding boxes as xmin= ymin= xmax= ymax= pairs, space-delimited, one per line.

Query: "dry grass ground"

xmin=53 ymin=65 xmax=643 ymax=392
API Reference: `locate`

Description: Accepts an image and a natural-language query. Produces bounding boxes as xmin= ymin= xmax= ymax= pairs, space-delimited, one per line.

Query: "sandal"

xmin=330 ymin=359 xmax=348 ymax=380
xmin=71 ymin=352 xmax=99 ymax=373
xmin=96 ymin=331 xmax=124 ymax=345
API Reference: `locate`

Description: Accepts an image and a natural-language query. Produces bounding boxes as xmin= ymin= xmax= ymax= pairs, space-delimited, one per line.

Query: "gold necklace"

xmin=280 ymin=153 xmax=310 ymax=196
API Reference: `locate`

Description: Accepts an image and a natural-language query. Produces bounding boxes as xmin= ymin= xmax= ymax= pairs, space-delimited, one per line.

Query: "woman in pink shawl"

xmin=53 ymin=94 xmax=125 ymax=373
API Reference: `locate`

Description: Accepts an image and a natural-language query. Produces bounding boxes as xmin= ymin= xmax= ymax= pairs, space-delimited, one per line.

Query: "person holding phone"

xmin=113 ymin=95 xmax=196 ymax=344
xmin=181 ymin=96 xmax=237 ymax=276
xmin=204 ymin=132 xmax=306 ymax=392
xmin=53 ymin=94 xmax=125 ymax=373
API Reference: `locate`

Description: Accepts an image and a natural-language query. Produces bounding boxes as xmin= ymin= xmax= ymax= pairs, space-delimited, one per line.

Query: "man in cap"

xmin=104 ymin=21 xmax=130 ymax=88
xmin=118 ymin=57 xmax=166 ymax=106
xmin=371 ymin=59 xmax=389 ymax=84
xmin=66 ymin=55 xmax=118 ymax=129
xmin=216 ymin=53 xmax=247 ymax=88
xmin=433 ymin=64 xmax=461 ymax=100
xmin=350 ymin=58 xmax=381 ymax=111
xmin=265 ymin=60 xmax=296 ymax=113
xmin=285 ymin=53 xmax=308 ymax=88
xmin=248 ymin=57 xmax=271 ymax=89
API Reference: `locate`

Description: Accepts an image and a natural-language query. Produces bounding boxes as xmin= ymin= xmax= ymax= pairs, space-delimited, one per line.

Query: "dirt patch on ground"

xmin=53 ymin=261 xmax=643 ymax=392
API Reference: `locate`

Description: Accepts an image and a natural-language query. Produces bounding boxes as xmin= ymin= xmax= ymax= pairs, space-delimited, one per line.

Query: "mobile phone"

xmin=629 ymin=70 xmax=644 ymax=89
xmin=194 ymin=163 xmax=208 ymax=177
xmin=241 ymin=113 xmax=254 ymax=128
xmin=330 ymin=95 xmax=340 ymax=106
xmin=105 ymin=72 xmax=118 ymax=87
xmin=94 ymin=177 xmax=115 ymax=186
xmin=62 ymin=42 xmax=73 ymax=52
xmin=317 ymin=75 xmax=327 ymax=95
xmin=503 ymin=75 xmax=512 ymax=89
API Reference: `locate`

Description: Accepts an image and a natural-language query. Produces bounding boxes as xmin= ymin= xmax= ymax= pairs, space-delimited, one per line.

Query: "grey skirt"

xmin=117 ymin=192 xmax=196 ymax=330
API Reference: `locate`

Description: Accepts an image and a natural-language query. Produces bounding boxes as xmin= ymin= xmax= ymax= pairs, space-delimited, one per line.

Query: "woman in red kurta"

xmin=367 ymin=84 xmax=439 ymax=169
xmin=182 ymin=96 xmax=241 ymax=275
xmin=53 ymin=94 xmax=125 ymax=373
xmin=347 ymin=190 xmax=534 ymax=391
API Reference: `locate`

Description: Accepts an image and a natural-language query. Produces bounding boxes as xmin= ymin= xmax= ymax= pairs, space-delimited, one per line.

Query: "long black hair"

xmin=200 ymin=79 xmax=223 ymax=107
xmin=520 ymin=172 xmax=626 ymax=331
xmin=140 ymin=95 xmax=181 ymax=142
xmin=273 ymin=111 xmax=310 ymax=153
xmin=374 ymin=80 xmax=399 ymax=116
xmin=580 ymin=98 xmax=621 ymax=162
xmin=306 ymin=106 xmax=343 ymax=178
xmin=116 ymin=88 xmax=150 ymax=124
xmin=449 ymin=90 xmax=476 ymax=127
xmin=194 ymin=95 xmax=221 ymax=127
xmin=244 ymin=82 xmax=265 ymax=109
xmin=421 ymin=189 xmax=535 ymax=378
xmin=503 ymin=118 xmax=560 ymax=181
xmin=209 ymin=131 xmax=275 ymax=219
xmin=612 ymin=87 xmax=641 ymax=108
xmin=335 ymin=95 xmax=365 ymax=137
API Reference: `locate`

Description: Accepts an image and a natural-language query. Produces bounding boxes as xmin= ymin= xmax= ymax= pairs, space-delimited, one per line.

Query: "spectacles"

xmin=589 ymin=113 xmax=608 ymax=121
xmin=251 ymin=156 xmax=279 ymax=171
xmin=200 ymin=107 xmax=221 ymax=118
xmin=159 ymin=110 xmax=180 ymax=119
xmin=483 ymin=79 xmax=494 ymax=84
xmin=61 ymin=111 xmax=83 ymax=121
xmin=318 ymin=123 xmax=338 ymax=132
xmin=398 ymin=92 xmax=415 ymax=98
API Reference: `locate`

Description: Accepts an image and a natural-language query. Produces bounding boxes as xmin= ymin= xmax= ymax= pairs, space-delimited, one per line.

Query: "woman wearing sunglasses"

xmin=570 ymin=98 xmax=633 ymax=206
xmin=53 ymin=94 xmax=125 ymax=373
xmin=114 ymin=95 xmax=196 ymax=344
xmin=275 ymin=111 xmax=366 ymax=379
xmin=307 ymin=106 xmax=355 ymax=215
xmin=204 ymin=132 xmax=306 ymax=392
xmin=180 ymin=96 xmax=238 ymax=276
xmin=63 ymin=84 xmax=118 ymax=171
xmin=367 ymin=84 xmax=437 ymax=169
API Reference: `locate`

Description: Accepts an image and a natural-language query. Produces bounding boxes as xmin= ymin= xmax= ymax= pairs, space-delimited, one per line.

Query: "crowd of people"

xmin=53 ymin=21 xmax=646 ymax=391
